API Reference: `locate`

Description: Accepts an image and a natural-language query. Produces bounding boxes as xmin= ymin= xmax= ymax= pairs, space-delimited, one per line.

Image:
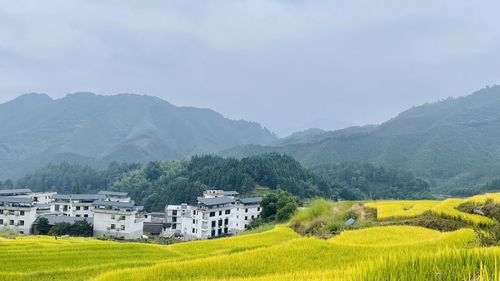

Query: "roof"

xmin=223 ymin=191 xmax=240 ymax=196
xmin=52 ymin=194 xmax=106 ymax=201
xmin=0 ymin=188 xmax=32 ymax=195
xmin=198 ymin=196 xmax=235 ymax=206
xmin=0 ymin=196 xmax=33 ymax=204
xmin=37 ymin=215 xmax=93 ymax=225
xmin=239 ymin=197 xmax=263 ymax=205
xmin=98 ymin=190 xmax=129 ymax=197
xmin=93 ymin=200 xmax=136 ymax=209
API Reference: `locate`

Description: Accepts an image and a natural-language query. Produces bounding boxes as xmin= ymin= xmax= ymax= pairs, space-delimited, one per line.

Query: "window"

xmin=84 ymin=206 xmax=89 ymax=211
xmin=192 ymin=228 xmax=195 ymax=234
xmin=211 ymin=221 xmax=216 ymax=228
xmin=76 ymin=215 xmax=81 ymax=218
xmin=9 ymin=220 xmax=14 ymax=225
xmin=20 ymin=211 xmax=25 ymax=216
xmin=121 ymin=225 xmax=125 ymax=231
xmin=0 ymin=209 xmax=3 ymax=214
xmin=224 ymin=228 xmax=228 ymax=234
xmin=119 ymin=216 xmax=126 ymax=221
xmin=172 ymin=224 xmax=177 ymax=229
xmin=0 ymin=219 xmax=3 ymax=224
xmin=9 ymin=210 xmax=14 ymax=215
xmin=19 ymin=231 xmax=24 ymax=234
xmin=192 ymin=219 xmax=196 ymax=224
xmin=218 ymin=229 xmax=222 ymax=235
xmin=245 ymin=209 xmax=248 ymax=213
xmin=251 ymin=215 xmax=254 ymax=219
xmin=257 ymin=207 xmax=261 ymax=211
xmin=218 ymin=219 xmax=222 ymax=226
xmin=84 ymin=214 xmax=89 ymax=218
xmin=209 ymin=212 xmax=215 ymax=217
xmin=211 ymin=230 xmax=216 ymax=237
xmin=19 ymin=220 xmax=24 ymax=226
xmin=111 ymin=224 xmax=116 ymax=230
xmin=224 ymin=218 xmax=229 ymax=225
xmin=193 ymin=210 xmax=196 ymax=215
xmin=172 ymin=217 xmax=177 ymax=222
xmin=76 ymin=206 xmax=81 ymax=211
xmin=225 ymin=209 xmax=230 ymax=215
xmin=172 ymin=210 xmax=177 ymax=216
xmin=219 ymin=211 xmax=222 ymax=216
xmin=54 ymin=205 xmax=60 ymax=211
xmin=245 ymin=216 xmax=248 ymax=221
xmin=34 ymin=197 xmax=38 ymax=202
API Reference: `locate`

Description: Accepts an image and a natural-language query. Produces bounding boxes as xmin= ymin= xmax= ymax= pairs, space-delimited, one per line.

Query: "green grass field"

xmin=0 ymin=193 xmax=499 ymax=281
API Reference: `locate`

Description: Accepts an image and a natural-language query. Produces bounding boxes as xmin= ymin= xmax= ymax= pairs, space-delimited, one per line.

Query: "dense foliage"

xmin=47 ymin=221 xmax=94 ymax=237
xmin=16 ymin=162 xmax=140 ymax=193
xmin=312 ymin=162 xmax=432 ymax=200
xmin=5 ymin=154 xmax=437 ymax=212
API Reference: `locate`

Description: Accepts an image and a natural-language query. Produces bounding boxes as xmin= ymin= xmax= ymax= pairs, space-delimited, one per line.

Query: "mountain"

xmin=0 ymin=92 xmax=276 ymax=179
xmin=224 ymin=85 xmax=500 ymax=193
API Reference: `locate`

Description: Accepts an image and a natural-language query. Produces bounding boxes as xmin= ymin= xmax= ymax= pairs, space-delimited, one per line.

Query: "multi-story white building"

xmin=165 ymin=190 xmax=262 ymax=240
xmin=231 ymin=197 xmax=262 ymax=232
xmin=50 ymin=194 xmax=106 ymax=218
xmin=92 ymin=200 xmax=146 ymax=240
xmin=0 ymin=196 xmax=37 ymax=234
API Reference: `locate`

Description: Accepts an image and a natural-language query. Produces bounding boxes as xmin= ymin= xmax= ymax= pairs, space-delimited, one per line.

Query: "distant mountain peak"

xmin=0 ymin=92 xmax=277 ymax=179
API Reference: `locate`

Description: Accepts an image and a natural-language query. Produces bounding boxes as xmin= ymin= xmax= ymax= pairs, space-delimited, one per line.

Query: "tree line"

xmin=3 ymin=154 xmax=432 ymax=212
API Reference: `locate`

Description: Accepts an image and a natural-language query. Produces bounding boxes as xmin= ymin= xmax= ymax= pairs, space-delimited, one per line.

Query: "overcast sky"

xmin=1 ymin=1 xmax=499 ymax=136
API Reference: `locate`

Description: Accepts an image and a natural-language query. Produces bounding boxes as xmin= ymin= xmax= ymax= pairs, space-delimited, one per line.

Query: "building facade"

xmin=165 ymin=190 xmax=262 ymax=240
xmin=0 ymin=196 xmax=37 ymax=234
xmin=50 ymin=194 xmax=106 ymax=218
xmin=92 ymin=200 xmax=146 ymax=240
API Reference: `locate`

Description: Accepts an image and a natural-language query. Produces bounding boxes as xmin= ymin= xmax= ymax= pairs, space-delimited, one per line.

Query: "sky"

xmin=1 ymin=1 xmax=500 ymax=136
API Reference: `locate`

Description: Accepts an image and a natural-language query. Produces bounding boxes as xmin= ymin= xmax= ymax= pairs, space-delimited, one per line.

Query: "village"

xmin=0 ymin=188 xmax=262 ymax=240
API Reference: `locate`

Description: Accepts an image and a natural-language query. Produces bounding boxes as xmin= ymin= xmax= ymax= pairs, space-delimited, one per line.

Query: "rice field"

xmin=92 ymin=226 xmax=494 ymax=281
xmin=365 ymin=200 xmax=440 ymax=220
xmin=1 ymin=193 xmax=499 ymax=281
xmin=366 ymin=192 xmax=500 ymax=226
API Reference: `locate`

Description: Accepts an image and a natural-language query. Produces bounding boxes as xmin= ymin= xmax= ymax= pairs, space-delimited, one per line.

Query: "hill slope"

xmin=225 ymin=86 xmax=500 ymax=193
xmin=0 ymin=93 xmax=276 ymax=179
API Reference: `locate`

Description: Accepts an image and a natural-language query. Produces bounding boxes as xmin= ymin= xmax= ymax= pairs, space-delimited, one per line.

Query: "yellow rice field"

xmin=366 ymin=192 xmax=500 ymax=226
xmin=1 ymin=193 xmax=499 ymax=281
xmin=364 ymin=200 xmax=440 ymax=220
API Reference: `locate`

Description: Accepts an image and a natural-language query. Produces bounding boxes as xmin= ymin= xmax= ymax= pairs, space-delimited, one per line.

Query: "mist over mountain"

xmin=224 ymin=86 xmax=500 ymax=193
xmin=0 ymin=93 xmax=276 ymax=179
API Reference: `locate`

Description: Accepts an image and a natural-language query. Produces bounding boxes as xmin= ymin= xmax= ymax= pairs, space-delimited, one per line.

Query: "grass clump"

xmin=290 ymin=199 xmax=356 ymax=237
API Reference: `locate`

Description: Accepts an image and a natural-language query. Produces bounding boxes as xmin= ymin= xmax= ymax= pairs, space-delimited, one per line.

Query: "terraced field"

xmin=1 ymin=193 xmax=499 ymax=281
xmin=367 ymin=192 xmax=500 ymax=226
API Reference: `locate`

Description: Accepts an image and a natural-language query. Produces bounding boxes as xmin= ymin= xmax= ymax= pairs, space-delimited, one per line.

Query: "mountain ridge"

xmin=223 ymin=85 xmax=500 ymax=193
xmin=0 ymin=92 xmax=276 ymax=179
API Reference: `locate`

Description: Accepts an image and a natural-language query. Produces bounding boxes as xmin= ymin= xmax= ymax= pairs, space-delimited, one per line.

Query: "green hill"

xmin=224 ymin=86 xmax=500 ymax=194
xmin=0 ymin=93 xmax=276 ymax=179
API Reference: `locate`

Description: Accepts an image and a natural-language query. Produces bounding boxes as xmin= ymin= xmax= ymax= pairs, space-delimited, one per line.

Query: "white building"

xmin=0 ymin=196 xmax=37 ymax=234
xmin=165 ymin=190 xmax=262 ymax=240
xmin=231 ymin=197 xmax=262 ymax=232
xmin=50 ymin=194 xmax=106 ymax=218
xmin=92 ymin=200 xmax=146 ymax=240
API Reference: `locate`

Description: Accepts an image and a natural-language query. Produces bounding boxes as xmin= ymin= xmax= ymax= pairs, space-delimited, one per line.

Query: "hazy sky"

xmin=1 ymin=1 xmax=499 ymax=136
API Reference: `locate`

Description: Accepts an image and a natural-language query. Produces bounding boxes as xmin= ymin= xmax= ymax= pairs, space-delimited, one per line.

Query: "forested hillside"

xmin=0 ymin=93 xmax=276 ymax=179
xmin=7 ymin=154 xmax=431 ymax=211
xmin=225 ymin=86 xmax=500 ymax=194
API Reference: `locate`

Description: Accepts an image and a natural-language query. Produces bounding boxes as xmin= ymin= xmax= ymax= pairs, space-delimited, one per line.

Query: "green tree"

xmin=37 ymin=217 xmax=51 ymax=235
